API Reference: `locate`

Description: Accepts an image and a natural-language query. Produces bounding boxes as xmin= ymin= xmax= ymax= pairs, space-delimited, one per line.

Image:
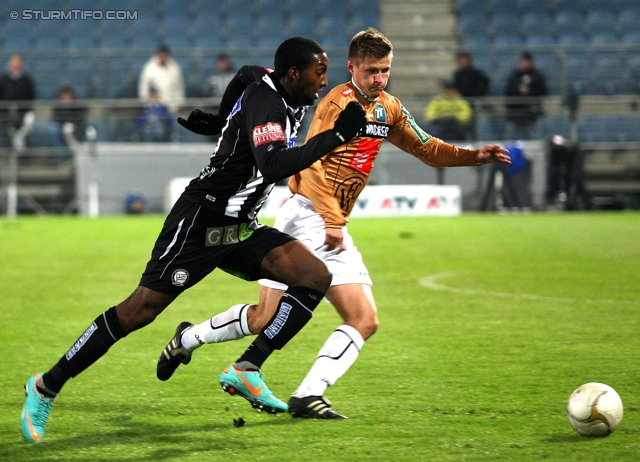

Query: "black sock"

xmin=41 ymin=307 xmax=127 ymax=394
xmin=236 ymin=286 xmax=324 ymax=368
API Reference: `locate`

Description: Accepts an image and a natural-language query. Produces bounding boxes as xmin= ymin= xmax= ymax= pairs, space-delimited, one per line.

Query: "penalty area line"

xmin=418 ymin=272 xmax=640 ymax=306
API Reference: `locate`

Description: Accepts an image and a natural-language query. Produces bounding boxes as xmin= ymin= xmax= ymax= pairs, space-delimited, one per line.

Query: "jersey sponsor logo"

xmin=362 ymin=122 xmax=390 ymax=138
xmin=341 ymin=87 xmax=354 ymax=96
xmin=374 ymin=104 xmax=387 ymax=122
xmin=401 ymin=104 xmax=430 ymax=143
xmin=349 ymin=138 xmax=380 ymax=174
xmin=252 ymin=122 xmax=286 ymax=147
xmin=171 ymin=269 xmax=189 ymax=286
xmin=65 ymin=322 xmax=98 ymax=360
xmin=205 ymin=223 xmax=254 ymax=246
xmin=264 ymin=302 xmax=292 ymax=340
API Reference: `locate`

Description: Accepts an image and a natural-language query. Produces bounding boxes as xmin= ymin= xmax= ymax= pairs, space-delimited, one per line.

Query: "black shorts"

xmin=139 ymin=197 xmax=295 ymax=296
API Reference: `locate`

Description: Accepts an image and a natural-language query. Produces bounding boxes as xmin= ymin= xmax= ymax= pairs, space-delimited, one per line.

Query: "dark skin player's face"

xmin=288 ymin=53 xmax=329 ymax=106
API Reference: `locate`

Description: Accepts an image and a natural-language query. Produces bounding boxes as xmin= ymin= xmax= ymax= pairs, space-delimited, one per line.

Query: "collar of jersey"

xmin=351 ymin=79 xmax=378 ymax=102
xmin=263 ymin=73 xmax=299 ymax=110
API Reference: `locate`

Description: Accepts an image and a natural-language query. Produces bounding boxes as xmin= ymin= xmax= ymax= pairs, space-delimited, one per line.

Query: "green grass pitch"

xmin=1 ymin=212 xmax=639 ymax=461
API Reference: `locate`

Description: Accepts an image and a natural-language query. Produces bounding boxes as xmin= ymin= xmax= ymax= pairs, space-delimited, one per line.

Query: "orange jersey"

xmin=288 ymin=82 xmax=481 ymax=228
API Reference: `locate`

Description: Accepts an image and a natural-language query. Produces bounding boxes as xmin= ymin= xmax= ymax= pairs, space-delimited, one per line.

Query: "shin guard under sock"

xmin=41 ymin=307 xmax=127 ymax=394
xmin=237 ymin=286 xmax=324 ymax=368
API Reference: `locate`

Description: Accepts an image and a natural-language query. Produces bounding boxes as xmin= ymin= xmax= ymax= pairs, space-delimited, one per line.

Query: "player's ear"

xmin=288 ymin=66 xmax=301 ymax=82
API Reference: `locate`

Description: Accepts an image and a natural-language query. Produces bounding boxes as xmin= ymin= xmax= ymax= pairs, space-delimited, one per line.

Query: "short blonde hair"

xmin=348 ymin=28 xmax=393 ymax=65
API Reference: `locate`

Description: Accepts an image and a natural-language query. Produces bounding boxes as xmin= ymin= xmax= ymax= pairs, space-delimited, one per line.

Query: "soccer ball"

xmin=567 ymin=382 xmax=623 ymax=437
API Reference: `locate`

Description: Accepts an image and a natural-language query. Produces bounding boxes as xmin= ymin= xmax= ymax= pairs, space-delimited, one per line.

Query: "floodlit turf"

xmin=1 ymin=212 xmax=639 ymax=461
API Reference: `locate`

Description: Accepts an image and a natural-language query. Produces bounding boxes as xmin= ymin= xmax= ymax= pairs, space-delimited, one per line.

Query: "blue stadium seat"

xmin=161 ymin=33 xmax=193 ymax=49
xmin=161 ymin=10 xmax=193 ymax=34
xmin=493 ymin=33 xmax=524 ymax=47
xmin=491 ymin=12 xmax=521 ymax=31
xmin=621 ymin=31 xmax=640 ymax=44
xmin=288 ymin=12 xmax=316 ymax=37
xmin=100 ymin=21 xmax=133 ymax=48
xmin=551 ymin=0 xmax=583 ymax=12
xmin=557 ymin=32 xmax=589 ymax=45
xmin=131 ymin=34 xmax=160 ymax=49
xmin=522 ymin=12 xmax=555 ymax=35
xmin=554 ymin=11 xmax=584 ymax=31
xmin=314 ymin=0 xmax=349 ymax=16
xmin=577 ymin=116 xmax=609 ymax=141
xmin=525 ymin=34 xmax=556 ymax=46
xmin=488 ymin=0 xmax=518 ymax=13
xmin=226 ymin=12 xmax=254 ymax=36
xmin=194 ymin=33 xmax=223 ymax=48
xmin=618 ymin=9 xmax=640 ymax=32
xmin=461 ymin=34 xmax=493 ymax=47
xmin=194 ymin=13 xmax=222 ymax=36
xmin=34 ymin=36 xmax=67 ymax=50
xmin=589 ymin=31 xmax=620 ymax=44
xmin=459 ymin=13 xmax=490 ymax=35
xmin=226 ymin=34 xmax=254 ymax=48
xmin=255 ymin=0 xmax=281 ymax=10
xmin=316 ymin=14 xmax=348 ymax=40
xmin=67 ymin=35 xmax=97 ymax=49
xmin=350 ymin=10 xmax=380 ymax=31
xmin=585 ymin=10 xmax=618 ymax=32
xmin=543 ymin=115 xmax=571 ymax=139
xmin=255 ymin=13 xmax=286 ymax=48
xmin=456 ymin=0 xmax=487 ymax=14
xmin=516 ymin=0 xmax=550 ymax=12
xmin=606 ymin=115 xmax=640 ymax=141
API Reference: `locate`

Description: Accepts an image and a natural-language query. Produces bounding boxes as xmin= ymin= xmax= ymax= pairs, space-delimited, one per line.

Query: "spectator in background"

xmin=424 ymin=81 xmax=472 ymax=141
xmin=138 ymin=45 xmax=185 ymax=115
xmin=135 ymin=86 xmax=174 ymax=142
xmin=0 ymin=54 xmax=36 ymax=146
xmin=452 ymin=51 xmax=490 ymax=99
xmin=504 ymin=51 xmax=547 ymax=140
xmin=204 ymin=53 xmax=235 ymax=98
xmin=51 ymin=86 xmax=87 ymax=144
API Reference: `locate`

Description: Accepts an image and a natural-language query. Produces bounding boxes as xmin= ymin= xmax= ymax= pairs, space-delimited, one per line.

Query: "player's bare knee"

xmin=299 ymin=264 xmax=331 ymax=293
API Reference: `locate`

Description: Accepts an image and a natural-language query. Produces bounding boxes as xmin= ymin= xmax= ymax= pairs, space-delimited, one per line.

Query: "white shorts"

xmin=259 ymin=194 xmax=372 ymax=290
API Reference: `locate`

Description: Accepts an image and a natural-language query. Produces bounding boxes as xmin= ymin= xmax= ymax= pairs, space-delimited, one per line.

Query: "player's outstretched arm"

xmin=474 ymin=144 xmax=511 ymax=165
xmin=256 ymin=102 xmax=366 ymax=184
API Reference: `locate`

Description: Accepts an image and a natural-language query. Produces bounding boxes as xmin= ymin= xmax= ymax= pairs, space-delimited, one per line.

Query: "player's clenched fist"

xmin=177 ymin=109 xmax=225 ymax=136
xmin=332 ymin=101 xmax=367 ymax=143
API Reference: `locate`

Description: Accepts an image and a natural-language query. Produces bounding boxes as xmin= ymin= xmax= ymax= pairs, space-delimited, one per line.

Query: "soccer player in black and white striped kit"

xmin=20 ymin=37 xmax=367 ymax=443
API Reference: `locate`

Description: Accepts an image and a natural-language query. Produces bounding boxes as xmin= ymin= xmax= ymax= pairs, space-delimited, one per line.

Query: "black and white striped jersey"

xmin=182 ymin=72 xmax=342 ymax=222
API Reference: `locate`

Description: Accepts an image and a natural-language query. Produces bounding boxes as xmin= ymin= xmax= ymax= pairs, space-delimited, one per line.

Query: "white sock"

xmin=181 ymin=304 xmax=251 ymax=351
xmin=294 ymin=324 xmax=365 ymax=398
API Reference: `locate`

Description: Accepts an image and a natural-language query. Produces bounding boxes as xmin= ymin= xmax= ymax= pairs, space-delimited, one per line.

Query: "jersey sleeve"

xmin=387 ymin=103 xmax=480 ymax=167
xmin=244 ymin=86 xmax=343 ymax=185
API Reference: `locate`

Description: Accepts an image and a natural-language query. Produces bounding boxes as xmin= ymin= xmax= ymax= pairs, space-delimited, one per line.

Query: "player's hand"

xmin=177 ymin=109 xmax=224 ymax=136
xmin=475 ymin=144 xmax=511 ymax=165
xmin=324 ymin=227 xmax=347 ymax=254
xmin=333 ymin=101 xmax=367 ymax=143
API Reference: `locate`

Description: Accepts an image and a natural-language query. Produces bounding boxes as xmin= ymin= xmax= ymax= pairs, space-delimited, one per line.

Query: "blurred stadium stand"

xmin=1 ymin=0 xmax=639 ymax=213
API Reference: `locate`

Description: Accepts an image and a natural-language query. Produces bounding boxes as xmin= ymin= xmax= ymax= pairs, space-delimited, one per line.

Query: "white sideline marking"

xmin=418 ymin=272 xmax=640 ymax=306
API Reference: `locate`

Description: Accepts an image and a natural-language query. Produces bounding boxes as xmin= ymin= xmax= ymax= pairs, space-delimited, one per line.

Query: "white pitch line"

xmin=418 ymin=271 xmax=640 ymax=305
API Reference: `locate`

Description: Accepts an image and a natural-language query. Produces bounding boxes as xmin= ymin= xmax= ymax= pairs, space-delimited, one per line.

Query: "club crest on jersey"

xmin=374 ymin=104 xmax=387 ymax=122
xmin=252 ymin=122 xmax=286 ymax=146
xmin=171 ymin=269 xmax=189 ymax=286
